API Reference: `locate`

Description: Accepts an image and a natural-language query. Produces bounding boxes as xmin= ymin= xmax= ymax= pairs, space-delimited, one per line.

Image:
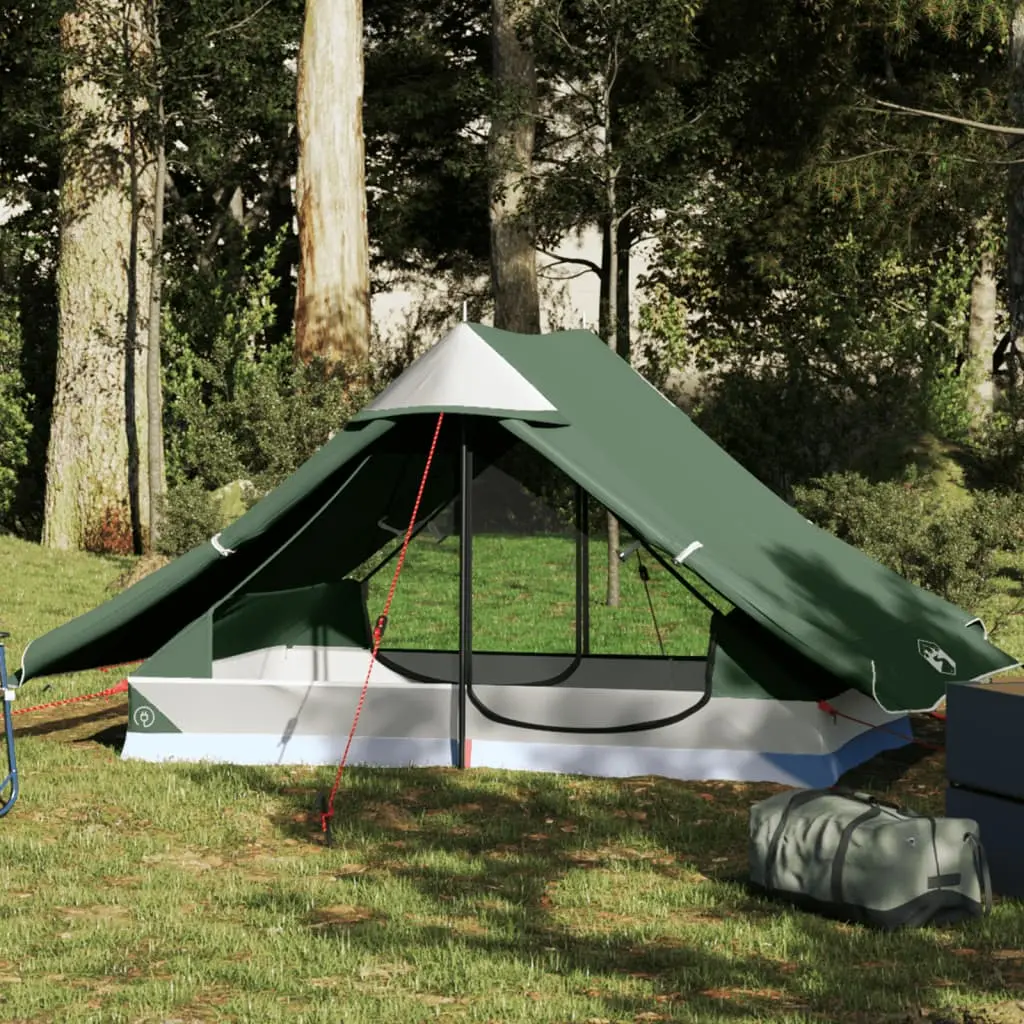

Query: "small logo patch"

xmin=917 ymin=639 xmax=956 ymax=676
xmin=132 ymin=705 xmax=156 ymax=729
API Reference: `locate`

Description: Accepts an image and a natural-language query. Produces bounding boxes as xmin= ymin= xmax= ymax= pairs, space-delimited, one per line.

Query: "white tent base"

xmin=122 ymin=725 xmax=910 ymax=788
xmin=123 ymin=646 xmax=913 ymax=787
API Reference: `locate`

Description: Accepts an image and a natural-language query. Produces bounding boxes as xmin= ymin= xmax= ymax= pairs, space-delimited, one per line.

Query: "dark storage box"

xmin=946 ymin=681 xmax=1024 ymax=802
xmin=945 ymin=679 xmax=1024 ymax=899
xmin=945 ymin=785 xmax=1024 ymax=900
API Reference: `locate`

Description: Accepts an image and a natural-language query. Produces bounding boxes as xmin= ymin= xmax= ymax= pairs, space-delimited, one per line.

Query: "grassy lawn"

xmin=365 ymin=532 xmax=720 ymax=656
xmin=1 ymin=533 xmax=1024 ymax=1023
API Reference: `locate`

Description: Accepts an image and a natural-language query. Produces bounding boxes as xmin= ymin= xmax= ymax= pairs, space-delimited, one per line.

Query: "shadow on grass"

xmin=993 ymin=564 xmax=1024 ymax=588
xmin=13 ymin=702 xmax=126 ymax=740
xmin=170 ymin=754 xmax=1015 ymax=1024
xmin=22 ymin=692 xmax=1003 ymax=1020
xmin=82 ymin=720 xmax=127 ymax=752
xmin=836 ymin=713 xmax=946 ymax=799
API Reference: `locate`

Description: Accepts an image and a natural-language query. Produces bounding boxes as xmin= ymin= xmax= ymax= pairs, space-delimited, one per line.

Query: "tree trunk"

xmin=1005 ymin=4 xmax=1024 ymax=388
xmin=615 ymin=212 xmax=631 ymax=361
xmin=967 ymin=246 xmax=996 ymax=427
xmin=44 ymin=0 xmax=153 ymax=553
xmin=147 ymin=0 xmax=168 ymax=550
xmin=602 ymin=199 xmax=621 ymax=606
xmin=124 ymin=49 xmax=146 ymax=554
xmin=294 ymin=0 xmax=371 ymax=365
xmin=489 ymin=0 xmax=540 ymax=334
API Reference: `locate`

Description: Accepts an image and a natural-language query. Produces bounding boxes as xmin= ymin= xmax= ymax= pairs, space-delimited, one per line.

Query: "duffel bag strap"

xmin=965 ymin=832 xmax=993 ymax=916
xmin=763 ymin=789 xmax=827 ymax=893
xmin=830 ymin=786 xmax=916 ymax=816
xmin=830 ymin=805 xmax=882 ymax=905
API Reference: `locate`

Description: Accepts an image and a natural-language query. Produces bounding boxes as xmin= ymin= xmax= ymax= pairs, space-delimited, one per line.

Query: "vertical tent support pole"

xmin=457 ymin=418 xmax=473 ymax=769
xmin=575 ymin=485 xmax=590 ymax=656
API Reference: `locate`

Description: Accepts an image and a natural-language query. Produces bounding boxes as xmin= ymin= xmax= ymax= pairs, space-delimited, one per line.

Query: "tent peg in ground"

xmin=316 ymin=791 xmax=334 ymax=848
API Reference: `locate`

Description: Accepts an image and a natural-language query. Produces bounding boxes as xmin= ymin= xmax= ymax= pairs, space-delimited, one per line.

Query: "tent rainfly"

xmin=15 ymin=324 xmax=1018 ymax=786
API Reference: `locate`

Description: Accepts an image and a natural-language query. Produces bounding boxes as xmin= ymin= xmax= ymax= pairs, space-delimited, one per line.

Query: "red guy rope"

xmin=320 ymin=412 xmax=446 ymax=837
xmin=12 ymin=679 xmax=129 ymax=716
xmin=817 ymin=699 xmax=945 ymax=752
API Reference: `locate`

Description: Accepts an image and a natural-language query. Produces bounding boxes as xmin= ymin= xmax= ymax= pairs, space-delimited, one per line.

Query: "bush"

xmin=792 ymin=471 xmax=1024 ymax=609
xmin=162 ymin=229 xmax=381 ymax=497
xmin=156 ymin=480 xmax=224 ymax=558
xmin=970 ymin=385 xmax=1024 ymax=492
xmin=82 ymin=502 xmax=136 ymax=556
xmin=0 ymin=299 xmax=31 ymax=529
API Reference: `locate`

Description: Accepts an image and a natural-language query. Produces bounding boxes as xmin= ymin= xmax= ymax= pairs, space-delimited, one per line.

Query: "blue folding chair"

xmin=0 ymin=633 xmax=19 ymax=818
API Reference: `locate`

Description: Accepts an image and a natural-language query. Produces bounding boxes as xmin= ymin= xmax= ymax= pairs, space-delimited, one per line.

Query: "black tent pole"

xmin=575 ymin=485 xmax=590 ymax=656
xmin=457 ymin=418 xmax=473 ymax=770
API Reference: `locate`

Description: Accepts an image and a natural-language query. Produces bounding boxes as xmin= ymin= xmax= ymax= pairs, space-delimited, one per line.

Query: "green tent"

xmin=19 ymin=323 xmax=1016 ymax=724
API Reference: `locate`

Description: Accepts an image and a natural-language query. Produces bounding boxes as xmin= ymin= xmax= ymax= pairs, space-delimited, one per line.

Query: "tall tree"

xmin=489 ymin=0 xmax=540 ymax=332
xmin=146 ymin=0 xmax=167 ymax=548
xmin=1006 ymin=3 xmax=1024 ymax=390
xmin=293 ymin=0 xmax=371 ymax=364
xmin=44 ymin=0 xmax=154 ymax=552
xmin=529 ymin=0 xmax=704 ymax=605
xmin=967 ymin=218 xmax=998 ymax=425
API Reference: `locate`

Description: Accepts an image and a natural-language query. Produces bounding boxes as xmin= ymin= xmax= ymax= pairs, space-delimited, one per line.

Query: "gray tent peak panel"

xmin=356 ymin=323 xmax=567 ymax=423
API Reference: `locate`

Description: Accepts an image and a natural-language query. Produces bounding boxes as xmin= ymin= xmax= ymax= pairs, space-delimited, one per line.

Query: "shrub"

xmin=156 ymin=480 xmax=224 ymax=558
xmin=970 ymin=385 xmax=1024 ymax=492
xmin=792 ymin=471 xmax=1024 ymax=609
xmin=0 ymin=299 xmax=31 ymax=529
xmin=82 ymin=502 xmax=136 ymax=556
xmin=162 ymin=229 xmax=381 ymax=497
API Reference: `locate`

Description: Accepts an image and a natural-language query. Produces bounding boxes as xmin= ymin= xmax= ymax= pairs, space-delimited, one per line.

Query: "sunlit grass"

xmin=365 ymin=531 xmax=720 ymax=656
xmin=0 ymin=534 xmax=1023 ymax=1022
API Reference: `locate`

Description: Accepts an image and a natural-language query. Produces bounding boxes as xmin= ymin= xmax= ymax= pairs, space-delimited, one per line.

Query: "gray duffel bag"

xmin=749 ymin=788 xmax=992 ymax=929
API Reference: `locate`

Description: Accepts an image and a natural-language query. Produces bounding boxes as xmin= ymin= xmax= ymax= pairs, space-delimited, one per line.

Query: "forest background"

xmin=5 ymin=0 xmax=1024 ymax=622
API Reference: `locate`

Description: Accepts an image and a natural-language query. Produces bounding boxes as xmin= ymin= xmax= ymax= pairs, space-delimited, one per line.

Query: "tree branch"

xmin=539 ymin=264 xmax=594 ymax=281
xmin=536 ymin=248 xmax=601 ymax=275
xmin=206 ymin=0 xmax=274 ymax=40
xmin=826 ymin=147 xmax=900 ymax=165
xmin=865 ymin=98 xmax=1024 ymax=138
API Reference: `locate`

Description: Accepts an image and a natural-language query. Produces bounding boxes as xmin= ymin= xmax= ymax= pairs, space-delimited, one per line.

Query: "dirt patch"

xmin=59 ymin=905 xmax=132 ymax=924
xmin=415 ymin=993 xmax=472 ymax=1006
xmin=141 ymin=850 xmax=226 ymax=872
xmin=360 ymin=802 xmax=420 ymax=832
xmin=310 ymin=904 xmax=386 ymax=929
xmin=404 ymin=913 xmax=489 ymax=936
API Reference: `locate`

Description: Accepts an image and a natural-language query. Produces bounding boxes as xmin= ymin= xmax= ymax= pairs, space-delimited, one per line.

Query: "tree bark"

xmin=44 ymin=0 xmax=153 ymax=553
xmin=967 ymin=246 xmax=996 ymax=426
xmin=602 ymin=185 xmax=621 ymax=608
xmin=1005 ymin=4 xmax=1024 ymax=388
xmin=616 ymin=212 xmax=631 ymax=362
xmin=147 ymin=0 xmax=167 ymax=550
xmin=489 ymin=0 xmax=540 ymax=334
xmin=294 ymin=0 xmax=371 ymax=364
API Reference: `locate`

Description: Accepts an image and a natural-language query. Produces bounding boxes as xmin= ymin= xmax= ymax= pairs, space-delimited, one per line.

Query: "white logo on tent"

xmin=917 ymin=639 xmax=956 ymax=676
xmin=133 ymin=705 xmax=156 ymax=729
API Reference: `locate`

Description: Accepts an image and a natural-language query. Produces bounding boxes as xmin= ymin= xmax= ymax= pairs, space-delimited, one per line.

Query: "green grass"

xmin=1 ymin=533 xmax=1024 ymax=1023
xmin=365 ymin=532 xmax=720 ymax=656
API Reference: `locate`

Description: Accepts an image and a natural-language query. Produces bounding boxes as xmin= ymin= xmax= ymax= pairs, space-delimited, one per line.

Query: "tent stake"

xmin=457 ymin=419 xmax=473 ymax=769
